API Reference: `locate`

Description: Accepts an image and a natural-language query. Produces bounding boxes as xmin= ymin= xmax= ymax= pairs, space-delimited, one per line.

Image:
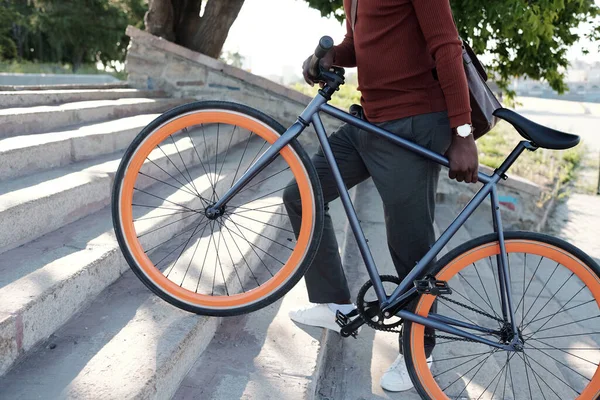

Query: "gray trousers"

xmin=283 ymin=110 xmax=452 ymax=355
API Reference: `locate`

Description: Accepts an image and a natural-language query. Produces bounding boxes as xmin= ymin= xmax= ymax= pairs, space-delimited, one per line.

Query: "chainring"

xmin=356 ymin=275 xmax=404 ymax=331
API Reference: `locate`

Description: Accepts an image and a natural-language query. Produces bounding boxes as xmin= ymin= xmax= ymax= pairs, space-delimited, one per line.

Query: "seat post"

xmin=495 ymin=141 xmax=536 ymax=176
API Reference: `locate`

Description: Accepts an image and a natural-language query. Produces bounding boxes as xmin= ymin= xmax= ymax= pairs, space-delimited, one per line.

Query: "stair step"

xmin=0 ymin=114 xmax=160 ymax=181
xmin=0 ymin=82 xmax=130 ymax=91
xmin=0 ymin=89 xmax=166 ymax=108
xmin=0 ymin=97 xmax=186 ymax=138
xmin=0 ymin=136 xmax=291 ymax=377
xmin=0 ymin=268 xmax=220 ymax=399
xmin=0 ymin=122 xmax=249 ymax=253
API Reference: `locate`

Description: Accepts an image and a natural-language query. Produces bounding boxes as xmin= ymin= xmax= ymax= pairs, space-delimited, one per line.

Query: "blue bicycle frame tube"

xmin=211 ymin=92 xmax=525 ymax=349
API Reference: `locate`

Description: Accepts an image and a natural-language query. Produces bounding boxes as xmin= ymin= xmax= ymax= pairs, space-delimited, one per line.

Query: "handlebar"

xmin=308 ymin=36 xmax=334 ymax=79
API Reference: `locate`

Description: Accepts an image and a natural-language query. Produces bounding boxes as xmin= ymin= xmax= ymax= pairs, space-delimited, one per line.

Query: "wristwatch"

xmin=456 ymin=124 xmax=474 ymax=138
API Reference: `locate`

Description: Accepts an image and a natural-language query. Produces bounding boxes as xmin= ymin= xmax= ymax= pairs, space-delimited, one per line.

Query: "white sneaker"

xmin=289 ymin=303 xmax=357 ymax=333
xmin=380 ymin=354 xmax=433 ymax=392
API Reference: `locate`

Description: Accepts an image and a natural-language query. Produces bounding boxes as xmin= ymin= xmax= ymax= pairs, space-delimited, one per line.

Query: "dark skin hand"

xmin=302 ymin=49 xmax=335 ymax=86
xmin=446 ymin=133 xmax=479 ymax=183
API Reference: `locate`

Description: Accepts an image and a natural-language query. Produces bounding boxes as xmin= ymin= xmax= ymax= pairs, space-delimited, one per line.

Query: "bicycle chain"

xmin=356 ymin=277 xmax=504 ymax=343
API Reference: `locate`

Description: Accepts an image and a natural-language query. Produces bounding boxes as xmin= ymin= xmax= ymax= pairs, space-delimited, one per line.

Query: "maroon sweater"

xmin=333 ymin=0 xmax=472 ymax=128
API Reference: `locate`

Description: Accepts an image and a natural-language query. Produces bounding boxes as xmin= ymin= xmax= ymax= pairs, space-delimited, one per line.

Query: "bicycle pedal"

xmin=336 ymin=310 xmax=360 ymax=339
xmin=414 ymin=276 xmax=452 ymax=295
xmin=335 ymin=310 xmax=349 ymax=328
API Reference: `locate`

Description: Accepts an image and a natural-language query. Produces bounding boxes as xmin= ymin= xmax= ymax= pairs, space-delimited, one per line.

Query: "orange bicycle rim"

xmin=410 ymin=239 xmax=600 ymax=400
xmin=118 ymin=110 xmax=315 ymax=309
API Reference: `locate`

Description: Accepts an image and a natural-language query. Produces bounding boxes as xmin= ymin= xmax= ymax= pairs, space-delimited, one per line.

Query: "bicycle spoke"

xmin=458 ymin=271 xmax=500 ymax=319
xmin=439 ymin=349 xmax=496 ymax=391
xmin=221 ymin=218 xmax=294 ymax=251
xmin=523 ymin=349 xmax=582 ymax=395
xmin=515 ymin=255 xmax=545 ymax=325
xmin=523 ymin=285 xmax=586 ymax=332
xmin=165 ymin=215 xmax=207 ymax=279
xmin=236 ymin=167 xmax=290 ymax=196
xmin=473 ymin=262 xmax=501 ymax=321
xmin=215 ymin=219 xmax=245 ymax=292
xmin=170 ymin=134 xmax=204 ymax=200
xmin=223 ymin=215 xmax=277 ymax=276
xmin=453 ymin=349 xmax=499 ymax=399
xmin=156 ymin=143 xmax=204 ymax=200
xmin=145 ymin=216 xmax=209 ymax=254
xmin=223 ymin=215 xmax=285 ymax=267
xmin=438 ymin=297 xmax=480 ymax=327
xmin=519 ymin=353 xmax=557 ymax=400
xmin=229 ymin=131 xmax=254 ymax=190
xmin=218 ymin=219 xmax=261 ymax=287
xmin=187 ymin=127 xmax=216 ymax=191
xmin=227 ymin=212 xmax=295 ymax=234
xmin=211 ymin=223 xmax=227 ymax=296
xmin=195 ymin=220 xmax=216 ymax=293
xmin=522 ymin=272 xmax=575 ymax=331
xmin=134 ymin=209 xmax=195 ymax=222
xmin=526 ymin=299 xmax=595 ymax=327
xmin=242 ymin=139 xmax=268 ymax=177
xmin=144 ymin=157 xmax=204 ymax=203
xmin=527 ymin=315 xmax=600 ymax=337
xmin=214 ymin=125 xmax=237 ymax=196
xmin=137 ymin=211 xmax=199 ymax=238
xmin=526 ymin=336 xmax=599 ymax=367
xmin=521 ymin=262 xmax=561 ymax=326
xmin=138 ymin=170 xmax=198 ymax=198
xmin=153 ymin=217 xmax=209 ymax=269
xmin=179 ymin=220 xmax=211 ymax=287
xmin=452 ymin=286 xmax=502 ymax=324
xmin=229 ymin=184 xmax=295 ymax=208
xmin=522 ymin=346 xmax=534 ymax=400
xmin=133 ymin=187 xmax=199 ymax=213
xmin=434 ymin=350 xmax=492 ymax=379
xmin=526 ymin=342 xmax=592 ymax=382
xmin=228 ymin=206 xmax=289 ymax=217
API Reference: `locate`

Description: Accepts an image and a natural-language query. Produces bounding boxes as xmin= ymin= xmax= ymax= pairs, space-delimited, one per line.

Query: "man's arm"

xmin=332 ymin=16 xmax=357 ymax=67
xmin=411 ymin=0 xmax=471 ymax=128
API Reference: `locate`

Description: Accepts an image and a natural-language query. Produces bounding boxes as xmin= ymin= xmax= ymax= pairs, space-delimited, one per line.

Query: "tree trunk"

xmin=174 ymin=0 xmax=202 ymax=47
xmin=177 ymin=0 xmax=244 ymax=58
xmin=144 ymin=0 xmax=176 ymax=41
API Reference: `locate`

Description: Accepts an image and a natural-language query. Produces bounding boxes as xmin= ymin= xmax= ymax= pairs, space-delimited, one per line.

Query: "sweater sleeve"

xmin=333 ymin=16 xmax=357 ymax=67
xmin=411 ymin=0 xmax=471 ymax=128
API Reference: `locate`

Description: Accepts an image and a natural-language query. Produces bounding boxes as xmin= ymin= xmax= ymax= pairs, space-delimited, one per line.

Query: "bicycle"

xmin=112 ymin=37 xmax=599 ymax=399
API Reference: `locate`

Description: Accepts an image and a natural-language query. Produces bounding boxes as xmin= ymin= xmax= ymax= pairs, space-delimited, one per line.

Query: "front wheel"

xmin=112 ymin=101 xmax=324 ymax=316
xmin=403 ymin=231 xmax=600 ymax=399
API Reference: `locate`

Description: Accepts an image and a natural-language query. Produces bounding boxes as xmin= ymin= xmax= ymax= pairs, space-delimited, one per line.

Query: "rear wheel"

xmin=403 ymin=231 xmax=600 ymax=399
xmin=112 ymin=101 xmax=324 ymax=316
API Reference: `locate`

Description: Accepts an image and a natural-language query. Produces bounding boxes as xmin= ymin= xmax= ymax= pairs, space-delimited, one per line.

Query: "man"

xmin=283 ymin=0 xmax=478 ymax=392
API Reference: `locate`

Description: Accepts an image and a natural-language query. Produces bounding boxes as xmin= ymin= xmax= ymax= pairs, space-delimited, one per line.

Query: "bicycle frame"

xmin=211 ymin=92 xmax=533 ymax=351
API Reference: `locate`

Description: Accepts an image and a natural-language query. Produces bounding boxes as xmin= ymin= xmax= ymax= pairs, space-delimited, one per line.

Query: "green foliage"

xmin=304 ymin=0 xmax=600 ymax=96
xmin=478 ymin=120 xmax=584 ymax=188
xmin=291 ymin=80 xmax=361 ymax=110
xmin=0 ymin=0 xmax=145 ymax=70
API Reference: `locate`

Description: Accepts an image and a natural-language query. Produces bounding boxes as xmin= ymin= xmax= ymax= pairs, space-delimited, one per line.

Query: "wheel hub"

xmin=205 ymin=204 xmax=226 ymax=220
xmin=499 ymin=323 xmax=525 ymax=351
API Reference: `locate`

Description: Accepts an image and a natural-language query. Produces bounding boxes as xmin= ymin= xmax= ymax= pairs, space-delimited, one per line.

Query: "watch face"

xmin=457 ymin=125 xmax=471 ymax=137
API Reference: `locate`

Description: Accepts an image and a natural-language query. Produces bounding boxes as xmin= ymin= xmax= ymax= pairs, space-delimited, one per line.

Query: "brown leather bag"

xmin=349 ymin=0 xmax=501 ymax=139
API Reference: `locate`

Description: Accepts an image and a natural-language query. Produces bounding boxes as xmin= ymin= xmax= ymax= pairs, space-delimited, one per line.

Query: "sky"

xmin=222 ymin=0 xmax=600 ymax=79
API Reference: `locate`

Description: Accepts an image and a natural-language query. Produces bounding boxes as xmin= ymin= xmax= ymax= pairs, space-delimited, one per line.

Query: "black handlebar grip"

xmin=315 ymin=36 xmax=334 ymax=58
xmin=308 ymin=36 xmax=334 ymax=80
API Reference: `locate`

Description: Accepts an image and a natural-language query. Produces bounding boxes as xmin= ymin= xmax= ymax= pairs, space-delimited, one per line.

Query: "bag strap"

xmin=351 ymin=0 xmax=358 ymax=32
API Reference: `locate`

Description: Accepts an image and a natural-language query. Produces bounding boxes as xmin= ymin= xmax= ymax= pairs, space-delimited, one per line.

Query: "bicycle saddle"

xmin=493 ymin=108 xmax=580 ymax=150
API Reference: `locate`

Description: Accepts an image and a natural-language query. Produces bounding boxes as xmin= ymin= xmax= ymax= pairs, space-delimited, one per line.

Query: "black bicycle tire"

xmin=402 ymin=230 xmax=600 ymax=400
xmin=112 ymin=100 xmax=325 ymax=316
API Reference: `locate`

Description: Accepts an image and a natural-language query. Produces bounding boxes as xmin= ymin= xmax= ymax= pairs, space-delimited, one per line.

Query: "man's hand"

xmin=302 ymin=49 xmax=335 ymax=86
xmin=446 ymin=134 xmax=479 ymax=183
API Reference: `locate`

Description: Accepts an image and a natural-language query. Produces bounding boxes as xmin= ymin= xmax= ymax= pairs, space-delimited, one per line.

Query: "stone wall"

xmin=437 ymin=165 xmax=548 ymax=231
xmin=124 ymin=26 xmax=341 ymax=143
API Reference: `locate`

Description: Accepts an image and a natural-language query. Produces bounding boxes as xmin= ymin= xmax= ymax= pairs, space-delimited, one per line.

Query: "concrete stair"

xmin=0 ymin=84 xmax=192 ymax=378
xmin=0 ymin=83 xmax=593 ymax=399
